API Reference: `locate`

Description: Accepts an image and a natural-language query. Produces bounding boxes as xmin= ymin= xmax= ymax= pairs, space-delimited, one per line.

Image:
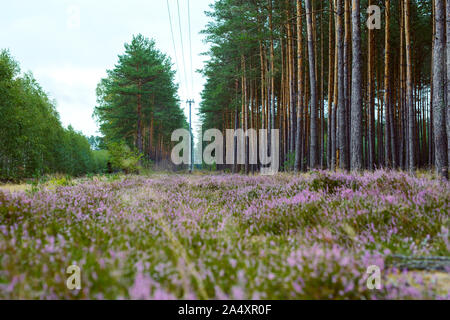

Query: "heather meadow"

xmin=0 ymin=170 xmax=449 ymax=300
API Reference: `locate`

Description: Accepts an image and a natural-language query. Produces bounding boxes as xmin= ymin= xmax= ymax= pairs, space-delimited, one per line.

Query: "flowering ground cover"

xmin=0 ymin=170 xmax=449 ymax=299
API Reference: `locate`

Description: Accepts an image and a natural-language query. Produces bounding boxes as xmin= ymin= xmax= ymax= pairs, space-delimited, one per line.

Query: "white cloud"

xmin=1 ymin=0 xmax=214 ymax=138
xmin=34 ymin=66 xmax=105 ymax=88
xmin=32 ymin=66 xmax=106 ymax=136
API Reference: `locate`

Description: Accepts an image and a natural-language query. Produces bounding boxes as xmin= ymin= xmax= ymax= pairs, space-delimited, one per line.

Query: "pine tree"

xmin=295 ymin=0 xmax=304 ymax=172
xmin=384 ymin=0 xmax=392 ymax=168
xmin=447 ymin=0 xmax=450 ymax=171
xmin=199 ymin=0 xmax=436 ymax=174
xmin=305 ymin=0 xmax=318 ymax=168
xmin=351 ymin=0 xmax=363 ymax=171
xmin=336 ymin=0 xmax=348 ymax=170
xmin=404 ymin=0 xmax=415 ymax=172
xmin=94 ymin=34 xmax=185 ymax=164
xmin=432 ymin=0 xmax=448 ymax=177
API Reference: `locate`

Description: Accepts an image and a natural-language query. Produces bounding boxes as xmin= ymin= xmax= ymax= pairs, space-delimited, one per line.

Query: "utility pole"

xmin=187 ymin=99 xmax=195 ymax=173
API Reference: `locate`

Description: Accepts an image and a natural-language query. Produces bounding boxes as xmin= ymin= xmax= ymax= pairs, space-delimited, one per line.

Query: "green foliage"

xmin=203 ymin=159 xmax=217 ymax=172
xmin=48 ymin=176 xmax=74 ymax=187
xmin=107 ymin=141 xmax=142 ymax=174
xmin=0 ymin=50 xmax=109 ymax=181
xmin=94 ymin=34 xmax=187 ymax=163
xmin=310 ymin=173 xmax=345 ymax=194
xmin=91 ymin=150 xmax=110 ymax=174
xmin=282 ymin=152 xmax=296 ymax=172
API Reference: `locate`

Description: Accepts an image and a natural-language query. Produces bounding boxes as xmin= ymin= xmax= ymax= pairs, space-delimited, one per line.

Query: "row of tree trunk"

xmin=211 ymin=0 xmax=448 ymax=177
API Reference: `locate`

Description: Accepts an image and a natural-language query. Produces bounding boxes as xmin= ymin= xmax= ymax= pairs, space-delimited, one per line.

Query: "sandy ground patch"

xmin=0 ymin=184 xmax=30 ymax=193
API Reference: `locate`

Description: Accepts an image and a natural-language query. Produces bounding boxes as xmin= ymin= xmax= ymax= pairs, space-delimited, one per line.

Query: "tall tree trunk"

xmin=312 ymin=2 xmax=320 ymax=166
xmin=241 ymin=55 xmax=249 ymax=174
xmin=404 ymin=0 xmax=415 ymax=172
xmin=268 ymin=0 xmax=275 ymax=162
xmin=305 ymin=0 xmax=318 ymax=168
xmin=368 ymin=0 xmax=375 ymax=170
xmin=432 ymin=0 xmax=448 ymax=178
xmin=327 ymin=0 xmax=335 ymax=170
xmin=320 ymin=0 xmax=325 ymax=169
xmin=259 ymin=39 xmax=266 ymax=170
xmin=430 ymin=0 xmax=435 ymax=168
xmin=258 ymin=12 xmax=266 ymax=138
xmin=377 ymin=66 xmax=383 ymax=166
xmin=148 ymin=115 xmax=154 ymax=160
xmin=233 ymin=79 xmax=239 ymax=173
xmin=351 ymin=0 xmax=363 ymax=171
xmin=137 ymin=78 xmax=143 ymax=154
xmin=384 ymin=0 xmax=392 ymax=168
xmin=386 ymin=0 xmax=395 ymax=168
xmin=332 ymin=8 xmax=339 ymax=171
xmin=446 ymin=0 xmax=450 ymax=174
xmin=336 ymin=0 xmax=348 ymax=170
xmin=399 ymin=0 xmax=406 ymax=170
xmin=286 ymin=3 xmax=296 ymax=162
xmin=295 ymin=0 xmax=304 ymax=172
xmin=344 ymin=0 xmax=351 ymax=170
xmin=281 ymin=38 xmax=286 ymax=167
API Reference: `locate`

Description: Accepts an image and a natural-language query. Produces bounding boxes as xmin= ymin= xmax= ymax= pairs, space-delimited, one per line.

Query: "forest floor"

xmin=0 ymin=170 xmax=449 ymax=299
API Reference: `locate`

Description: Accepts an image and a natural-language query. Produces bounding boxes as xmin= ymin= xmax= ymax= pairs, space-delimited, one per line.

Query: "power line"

xmin=176 ymin=0 xmax=189 ymax=97
xmin=186 ymin=1 xmax=195 ymax=173
xmin=169 ymin=0 xmax=195 ymax=172
xmin=166 ymin=0 xmax=182 ymax=91
xmin=187 ymin=0 xmax=194 ymax=96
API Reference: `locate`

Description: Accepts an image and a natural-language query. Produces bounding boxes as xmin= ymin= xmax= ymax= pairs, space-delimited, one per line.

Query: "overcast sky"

xmin=0 ymin=0 xmax=213 ymax=137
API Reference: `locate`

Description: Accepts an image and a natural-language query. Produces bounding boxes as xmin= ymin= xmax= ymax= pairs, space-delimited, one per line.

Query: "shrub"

xmin=48 ymin=176 xmax=73 ymax=187
xmin=107 ymin=141 xmax=143 ymax=174
xmin=283 ymin=151 xmax=296 ymax=172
